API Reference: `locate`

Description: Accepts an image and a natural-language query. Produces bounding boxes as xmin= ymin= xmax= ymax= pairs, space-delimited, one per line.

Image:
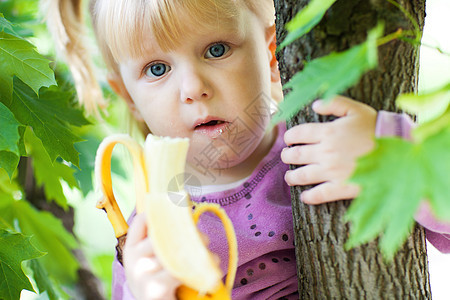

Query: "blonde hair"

xmin=43 ymin=0 xmax=275 ymax=115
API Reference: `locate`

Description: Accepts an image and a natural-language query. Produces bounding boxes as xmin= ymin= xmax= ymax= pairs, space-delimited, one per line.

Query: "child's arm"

xmin=281 ymin=99 xmax=450 ymax=252
xmin=281 ymin=96 xmax=377 ymax=204
xmin=122 ymin=213 xmax=181 ymax=300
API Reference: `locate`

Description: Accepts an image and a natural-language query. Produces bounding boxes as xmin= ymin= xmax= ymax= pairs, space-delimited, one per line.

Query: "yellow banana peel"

xmin=95 ymin=134 xmax=238 ymax=299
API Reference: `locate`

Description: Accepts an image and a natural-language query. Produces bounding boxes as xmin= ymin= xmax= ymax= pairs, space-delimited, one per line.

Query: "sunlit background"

xmin=418 ymin=0 xmax=450 ymax=299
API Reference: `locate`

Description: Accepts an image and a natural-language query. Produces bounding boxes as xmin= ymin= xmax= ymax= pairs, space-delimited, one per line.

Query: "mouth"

xmin=194 ymin=118 xmax=230 ymax=139
xmin=195 ymin=120 xmax=226 ymax=127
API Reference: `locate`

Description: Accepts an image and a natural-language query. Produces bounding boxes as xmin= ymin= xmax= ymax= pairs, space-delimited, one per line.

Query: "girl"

xmin=47 ymin=0 xmax=450 ymax=299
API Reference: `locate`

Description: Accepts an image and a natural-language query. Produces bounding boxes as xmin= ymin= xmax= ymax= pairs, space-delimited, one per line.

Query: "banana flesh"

xmin=95 ymin=134 xmax=238 ymax=299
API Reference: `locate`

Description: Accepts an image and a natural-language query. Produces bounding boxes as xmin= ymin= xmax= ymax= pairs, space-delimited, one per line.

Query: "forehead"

xmin=95 ymin=0 xmax=245 ymax=63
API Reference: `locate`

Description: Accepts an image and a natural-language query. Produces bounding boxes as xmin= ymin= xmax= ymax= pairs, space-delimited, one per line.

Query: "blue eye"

xmin=206 ymin=43 xmax=229 ymax=58
xmin=146 ymin=63 xmax=170 ymax=77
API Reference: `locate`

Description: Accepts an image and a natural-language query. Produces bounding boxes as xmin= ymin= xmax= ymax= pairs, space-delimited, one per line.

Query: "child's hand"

xmin=281 ymin=96 xmax=377 ymax=204
xmin=123 ymin=213 xmax=181 ymax=300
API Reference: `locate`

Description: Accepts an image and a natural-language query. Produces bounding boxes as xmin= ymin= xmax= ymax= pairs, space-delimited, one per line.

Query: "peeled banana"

xmin=95 ymin=134 xmax=238 ymax=299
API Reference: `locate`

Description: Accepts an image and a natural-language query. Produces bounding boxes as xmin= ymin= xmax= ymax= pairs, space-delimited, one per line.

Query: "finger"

xmin=284 ymin=164 xmax=325 ymax=186
xmin=300 ymin=182 xmax=360 ymax=205
xmin=132 ymin=256 xmax=163 ymax=278
xmin=125 ymin=213 xmax=148 ymax=247
xmin=132 ymin=237 xmax=155 ymax=256
xmin=312 ymin=96 xmax=366 ymax=118
xmin=201 ymin=232 xmax=210 ymax=246
xmin=284 ymin=123 xmax=325 ymax=146
xmin=143 ymin=271 xmax=181 ymax=300
xmin=281 ymin=144 xmax=320 ymax=165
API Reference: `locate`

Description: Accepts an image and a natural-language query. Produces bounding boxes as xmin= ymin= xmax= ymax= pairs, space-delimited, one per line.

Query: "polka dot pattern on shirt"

xmin=237 ymin=254 xmax=296 ymax=288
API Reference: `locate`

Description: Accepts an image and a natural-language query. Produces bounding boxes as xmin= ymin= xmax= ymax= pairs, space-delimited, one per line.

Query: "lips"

xmin=193 ymin=116 xmax=227 ymax=128
xmin=193 ymin=116 xmax=230 ymax=138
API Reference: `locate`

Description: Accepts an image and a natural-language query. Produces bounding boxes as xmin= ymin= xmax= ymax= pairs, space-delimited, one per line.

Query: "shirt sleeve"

xmin=375 ymin=110 xmax=415 ymax=140
xmin=112 ymin=257 xmax=136 ymax=300
xmin=376 ymin=111 xmax=450 ymax=253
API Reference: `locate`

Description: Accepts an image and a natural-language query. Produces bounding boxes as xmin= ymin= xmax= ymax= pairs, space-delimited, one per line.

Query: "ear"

xmin=107 ymin=73 xmax=144 ymax=122
xmin=265 ymin=24 xmax=280 ymax=83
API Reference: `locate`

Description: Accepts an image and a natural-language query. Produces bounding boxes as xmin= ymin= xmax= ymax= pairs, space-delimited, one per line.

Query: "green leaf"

xmin=25 ymin=128 xmax=78 ymax=209
xmin=397 ymin=84 xmax=450 ymax=142
xmin=38 ymin=85 xmax=90 ymax=128
xmin=397 ymin=83 xmax=450 ymax=123
xmin=0 ymin=1 xmax=40 ymax=27
xmin=420 ymin=127 xmax=450 ymax=220
xmin=0 ymin=172 xmax=70 ymax=299
xmin=17 ymin=125 xmax=26 ymax=156
xmin=0 ymin=199 xmax=79 ymax=285
xmin=0 ymin=31 xmax=56 ymax=102
xmin=0 ymin=229 xmax=44 ymax=300
xmin=90 ymin=254 xmax=114 ymax=299
xmin=346 ymin=127 xmax=450 ymax=260
xmin=5 ymin=78 xmax=84 ymax=166
xmin=271 ymin=24 xmax=382 ymax=127
xmin=413 ymin=106 xmax=450 ymax=142
xmin=28 ymin=260 xmax=69 ymax=300
xmin=0 ymin=102 xmax=20 ymax=153
xmin=280 ymin=0 xmax=337 ymax=49
xmin=0 ymin=151 xmax=20 ymax=179
xmin=0 ymin=14 xmax=15 ymax=34
xmin=1 ymin=125 xmax=28 ymax=178
xmin=0 ymin=102 xmax=22 ymax=177
xmin=0 ymin=168 xmax=22 ymax=198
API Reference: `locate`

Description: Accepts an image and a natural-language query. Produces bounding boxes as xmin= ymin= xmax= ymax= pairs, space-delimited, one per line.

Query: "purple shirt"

xmin=112 ymin=112 xmax=450 ymax=299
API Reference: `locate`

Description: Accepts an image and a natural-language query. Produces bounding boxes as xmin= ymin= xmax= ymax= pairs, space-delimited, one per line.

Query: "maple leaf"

xmin=5 ymin=78 xmax=87 ymax=167
xmin=0 ymin=102 xmax=22 ymax=177
xmin=24 ymin=128 xmax=78 ymax=210
xmin=346 ymin=127 xmax=450 ymax=259
xmin=0 ymin=30 xmax=56 ymax=102
xmin=0 ymin=179 xmax=79 ymax=286
xmin=11 ymin=201 xmax=79 ymax=284
xmin=397 ymin=84 xmax=450 ymax=142
xmin=397 ymin=83 xmax=450 ymax=124
xmin=280 ymin=0 xmax=337 ymax=49
xmin=28 ymin=259 xmax=69 ymax=300
xmin=0 ymin=229 xmax=44 ymax=300
xmin=270 ymin=24 xmax=382 ymax=127
xmin=0 ymin=14 xmax=15 ymax=34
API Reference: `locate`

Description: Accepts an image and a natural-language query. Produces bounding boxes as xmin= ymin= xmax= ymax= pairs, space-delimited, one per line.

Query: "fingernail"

xmin=300 ymin=191 xmax=308 ymax=203
xmin=285 ymin=170 xmax=292 ymax=186
xmin=312 ymin=100 xmax=322 ymax=109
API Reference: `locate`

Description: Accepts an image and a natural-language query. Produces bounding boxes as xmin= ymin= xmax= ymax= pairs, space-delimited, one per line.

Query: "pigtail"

xmin=42 ymin=0 xmax=106 ymax=117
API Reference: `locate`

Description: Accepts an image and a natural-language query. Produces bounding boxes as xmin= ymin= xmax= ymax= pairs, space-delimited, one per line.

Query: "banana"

xmin=95 ymin=134 xmax=238 ymax=299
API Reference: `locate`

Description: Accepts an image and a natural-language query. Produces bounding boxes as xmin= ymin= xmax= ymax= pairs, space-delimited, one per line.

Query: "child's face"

xmin=112 ymin=7 xmax=275 ymax=173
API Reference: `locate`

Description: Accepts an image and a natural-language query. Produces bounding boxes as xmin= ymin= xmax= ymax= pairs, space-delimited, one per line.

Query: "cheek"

xmin=240 ymin=47 xmax=271 ymax=94
xmin=130 ymin=88 xmax=175 ymax=131
xmin=227 ymin=58 xmax=268 ymax=105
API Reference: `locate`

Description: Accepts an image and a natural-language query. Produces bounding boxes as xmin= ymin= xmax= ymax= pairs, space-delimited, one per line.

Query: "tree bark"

xmin=274 ymin=0 xmax=431 ymax=298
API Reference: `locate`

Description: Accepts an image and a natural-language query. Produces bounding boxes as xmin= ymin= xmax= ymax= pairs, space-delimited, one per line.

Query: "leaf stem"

xmin=376 ymin=29 xmax=404 ymax=47
xmin=385 ymin=0 xmax=422 ymax=43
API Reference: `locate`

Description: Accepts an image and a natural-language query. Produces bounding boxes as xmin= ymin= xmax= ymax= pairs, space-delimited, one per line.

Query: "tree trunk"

xmin=274 ymin=0 xmax=432 ymax=298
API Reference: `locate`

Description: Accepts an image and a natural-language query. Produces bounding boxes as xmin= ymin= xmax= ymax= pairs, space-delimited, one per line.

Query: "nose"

xmin=180 ymin=65 xmax=212 ymax=103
